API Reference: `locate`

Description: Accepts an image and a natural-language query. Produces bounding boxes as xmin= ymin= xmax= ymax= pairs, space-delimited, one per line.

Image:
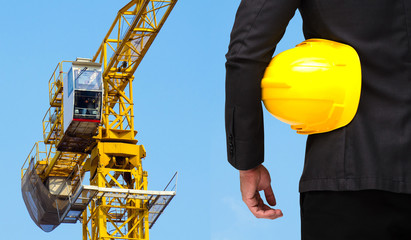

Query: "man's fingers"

xmin=249 ymin=203 xmax=283 ymax=219
xmin=263 ymin=185 xmax=276 ymax=206
xmin=244 ymin=191 xmax=283 ymax=220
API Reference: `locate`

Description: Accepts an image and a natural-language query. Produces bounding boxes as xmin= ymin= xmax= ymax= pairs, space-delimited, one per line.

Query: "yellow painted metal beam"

xmin=40 ymin=151 xmax=62 ymax=179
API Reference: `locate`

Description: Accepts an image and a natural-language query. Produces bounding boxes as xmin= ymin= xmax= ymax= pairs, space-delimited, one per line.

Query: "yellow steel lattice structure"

xmin=93 ymin=0 xmax=177 ymax=143
xmin=21 ymin=0 xmax=177 ymax=239
xmin=84 ymin=2 xmax=177 ymax=238
xmin=83 ymin=160 xmax=149 ymax=240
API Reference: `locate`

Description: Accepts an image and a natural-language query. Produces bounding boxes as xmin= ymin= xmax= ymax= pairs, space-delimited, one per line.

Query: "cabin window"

xmin=74 ymin=68 xmax=102 ymax=91
xmin=73 ymin=91 xmax=102 ymax=120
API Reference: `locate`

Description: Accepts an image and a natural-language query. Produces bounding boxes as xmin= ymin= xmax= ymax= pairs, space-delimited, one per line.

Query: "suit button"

xmin=228 ymin=135 xmax=234 ymax=156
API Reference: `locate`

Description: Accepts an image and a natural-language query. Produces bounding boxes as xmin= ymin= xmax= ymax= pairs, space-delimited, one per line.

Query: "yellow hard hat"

xmin=261 ymin=39 xmax=361 ymax=134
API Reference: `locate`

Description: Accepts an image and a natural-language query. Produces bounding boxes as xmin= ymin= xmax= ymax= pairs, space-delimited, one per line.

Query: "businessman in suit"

xmin=226 ymin=0 xmax=411 ymax=239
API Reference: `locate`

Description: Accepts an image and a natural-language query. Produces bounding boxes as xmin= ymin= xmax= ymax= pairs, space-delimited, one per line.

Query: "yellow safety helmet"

xmin=261 ymin=39 xmax=361 ymax=134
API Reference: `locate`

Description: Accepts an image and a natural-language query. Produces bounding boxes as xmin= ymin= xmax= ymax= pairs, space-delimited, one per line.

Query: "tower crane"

xmin=20 ymin=1 xmax=178 ymax=239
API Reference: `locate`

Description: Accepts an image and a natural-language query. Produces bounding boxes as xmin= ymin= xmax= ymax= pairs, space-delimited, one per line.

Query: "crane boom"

xmin=93 ymin=0 xmax=177 ymax=144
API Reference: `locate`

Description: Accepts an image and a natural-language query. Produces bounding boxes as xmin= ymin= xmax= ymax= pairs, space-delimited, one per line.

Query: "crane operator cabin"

xmin=60 ymin=58 xmax=103 ymax=153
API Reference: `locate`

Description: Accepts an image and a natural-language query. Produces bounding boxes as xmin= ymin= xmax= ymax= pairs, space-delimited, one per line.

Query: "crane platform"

xmin=62 ymin=183 xmax=176 ymax=229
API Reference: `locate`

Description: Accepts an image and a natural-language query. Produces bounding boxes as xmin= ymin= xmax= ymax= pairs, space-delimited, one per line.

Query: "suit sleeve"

xmin=225 ymin=0 xmax=300 ymax=170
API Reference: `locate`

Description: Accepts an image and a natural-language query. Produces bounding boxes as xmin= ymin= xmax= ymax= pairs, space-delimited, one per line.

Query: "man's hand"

xmin=239 ymin=164 xmax=283 ymax=219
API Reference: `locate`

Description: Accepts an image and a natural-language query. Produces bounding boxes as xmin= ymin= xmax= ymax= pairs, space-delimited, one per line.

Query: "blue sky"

xmin=0 ymin=0 xmax=306 ymax=239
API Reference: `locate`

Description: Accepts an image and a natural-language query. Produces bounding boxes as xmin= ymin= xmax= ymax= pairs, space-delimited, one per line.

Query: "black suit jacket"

xmin=226 ymin=0 xmax=411 ymax=193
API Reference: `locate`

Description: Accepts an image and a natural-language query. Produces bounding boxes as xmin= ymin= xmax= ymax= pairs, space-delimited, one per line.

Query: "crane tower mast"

xmin=21 ymin=1 xmax=178 ymax=239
